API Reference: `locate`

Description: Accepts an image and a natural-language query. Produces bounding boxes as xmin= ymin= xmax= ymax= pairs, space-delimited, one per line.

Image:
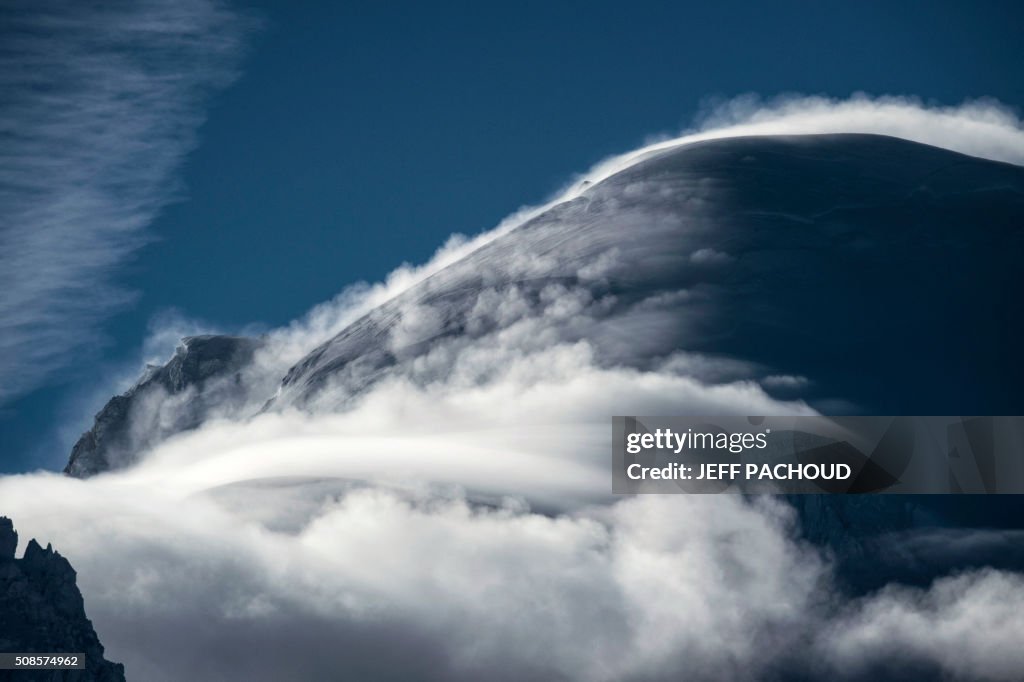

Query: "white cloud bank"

xmin=823 ymin=569 xmax=1024 ymax=680
xmin=0 ymin=0 xmax=253 ymax=404
xmin=3 ymin=274 xmax=1019 ymax=680
xmin=3 ymin=470 xmax=1023 ymax=681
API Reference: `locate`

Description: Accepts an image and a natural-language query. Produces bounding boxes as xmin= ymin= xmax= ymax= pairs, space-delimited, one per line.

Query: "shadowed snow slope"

xmin=69 ymin=133 xmax=1024 ymax=475
xmin=274 ymin=133 xmax=1024 ymax=414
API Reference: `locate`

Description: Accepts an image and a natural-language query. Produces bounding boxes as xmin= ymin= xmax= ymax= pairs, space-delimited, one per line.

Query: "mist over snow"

xmin=3 ymin=97 xmax=1024 ymax=679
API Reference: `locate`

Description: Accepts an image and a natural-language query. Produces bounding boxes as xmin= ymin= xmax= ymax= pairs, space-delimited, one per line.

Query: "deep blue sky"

xmin=4 ymin=0 xmax=1023 ymax=472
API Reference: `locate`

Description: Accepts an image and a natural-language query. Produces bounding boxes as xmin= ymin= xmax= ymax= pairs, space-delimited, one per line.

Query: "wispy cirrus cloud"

xmin=0 ymin=0 xmax=254 ymax=404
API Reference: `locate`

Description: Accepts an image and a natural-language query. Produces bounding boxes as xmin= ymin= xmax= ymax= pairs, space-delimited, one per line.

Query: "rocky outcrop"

xmin=65 ymin=335 xmax=261 ymax=477
xmin=0 ymin=517 xmax=125 ymax=681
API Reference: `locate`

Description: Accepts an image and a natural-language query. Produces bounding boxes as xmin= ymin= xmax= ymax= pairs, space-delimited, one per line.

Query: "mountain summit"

xmin=65 ymin=335 xmax=261 ymax=477
xmin=67 ymin=134 xmax=1024 ymax=478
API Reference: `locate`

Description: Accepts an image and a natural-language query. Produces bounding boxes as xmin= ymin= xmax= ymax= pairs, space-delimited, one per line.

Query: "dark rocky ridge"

xmin=65 ymin=335 xmax=261 ymax=477
xmin=0 ymin=518 xmax=125 ymax=682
